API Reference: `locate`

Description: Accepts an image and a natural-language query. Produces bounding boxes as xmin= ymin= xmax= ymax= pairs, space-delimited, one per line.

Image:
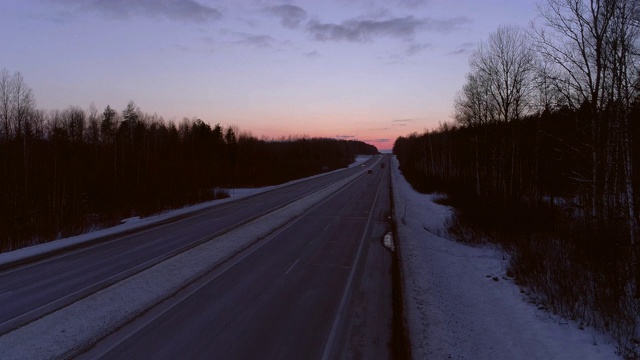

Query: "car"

xmin=367 ymin=169 xmax=373 ymax=174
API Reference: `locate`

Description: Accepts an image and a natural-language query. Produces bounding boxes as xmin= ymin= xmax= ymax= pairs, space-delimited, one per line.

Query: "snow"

xmin=0 ymin=167 xmax=367 ymax=359
xmin=0 ymin=190 xmax=257 ymax=269
xmin=390 ymin=156 xmax=619 ymax=359
xmin=0 ymin=156 xmax=373 ymax=268
xmin=0 ymin=153 xmax=619 ymax=359
xmin=349 ymin=155 xmax=373 ymax=168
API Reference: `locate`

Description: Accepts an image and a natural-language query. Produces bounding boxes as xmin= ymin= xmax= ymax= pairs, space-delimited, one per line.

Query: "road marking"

xmin=285 ymin=258 xmax=300 ymax=275
xmin=76 ymin=172 xmax=370 ymax=358
xmin=75 ymin=160 xmax=387 ymax=359
xmin=321 ymin=166 xmax=385 ymax=360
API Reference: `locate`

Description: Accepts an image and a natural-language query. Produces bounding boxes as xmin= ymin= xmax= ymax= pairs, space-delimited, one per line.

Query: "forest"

xmin=394 ymin=0 xmax=640 ymax=356
xmin=0 ymin=70 xmax=377 ymax=252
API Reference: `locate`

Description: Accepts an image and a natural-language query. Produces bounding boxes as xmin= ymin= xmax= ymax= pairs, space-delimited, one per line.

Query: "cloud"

xmin=175 ymin=44 xmax=215 ymax=55
xmin=307 ymin=15 xmax=469 ymax=43
xmin=308 ymin=16 xmax=420 ymax=42
xmin=234 ymin=33 xmax=276 ymax=48
xmin=392 ymin=119 xmax=415 ymax=123
xmin=397 ymin=0 xmax=430 ymax=7
xmin=201 ymin=36 xmax=216 ymax=46
xmin=392 ymin=119 xmax=415 ymax=126
xmin=449 ymin=42 xmax=475 ymax=56
xmin=335 ymin=0 xmax=431 ymax=9
xmin=44 ymin=0 xmax=222 ymax=23
xmin=304 ymin=50 xmax=321 ymax=58
xmin=263 ymin=4 xmax=308 ymax=29
xmin=373 ymin=138 xmax=391 ymax=142
xmin=336 ymin=135 xmax=356 ymax=139
xmin=406 ymin=42 xmax=431 ymax=55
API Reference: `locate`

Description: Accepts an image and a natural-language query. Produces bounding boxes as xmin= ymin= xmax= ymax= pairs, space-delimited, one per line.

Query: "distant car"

xmin=360 ymin=164 xmax=366 ymax=167
xmin=367 ymin=169 xmax=373 ymax=174
xmin=380 ymin=163 xmax=385 ymax=168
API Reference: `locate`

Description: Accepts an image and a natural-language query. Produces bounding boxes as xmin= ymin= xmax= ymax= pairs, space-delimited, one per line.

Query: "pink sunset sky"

xmin=1 ymin=0 xmax=539 ymax=150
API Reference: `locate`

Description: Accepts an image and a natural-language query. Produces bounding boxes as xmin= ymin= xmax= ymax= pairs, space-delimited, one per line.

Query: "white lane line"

xmin=321 ymin=167 xmax=385 ymax=360
xmin=0 ymin=291 xmax=13 ymax=300
xmin=285 ymin=258 xmax=300 ymax=275
xmin=323 ymin=224 xmax=330 ymax=232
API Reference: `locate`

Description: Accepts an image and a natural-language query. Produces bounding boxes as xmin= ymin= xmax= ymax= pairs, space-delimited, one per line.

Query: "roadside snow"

xmin=391 ymin=156 xmax=619 ymax=360
xmin=0 ymin=156 xmax=373 ymax=267
xmin=349 ymin=155 xmax=373 ymax=168
xmin=0 ymin=170 xmax=365 ymax=359
xmin=0 ymin=190 xmax=258 ymax=268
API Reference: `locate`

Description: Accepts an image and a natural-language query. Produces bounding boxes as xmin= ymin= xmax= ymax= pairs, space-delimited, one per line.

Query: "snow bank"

xmin=391 ymin=156 xmax=619 ymax=360
xmin=0 ymin=156 xmax=372 ymax=268
xmin=0 ymin=191 xmax=255 ymax=269
xmin=0 ymin=171 xmax=364 ymax=359
xmin=348 ymin=155 xmax=373 ymax=168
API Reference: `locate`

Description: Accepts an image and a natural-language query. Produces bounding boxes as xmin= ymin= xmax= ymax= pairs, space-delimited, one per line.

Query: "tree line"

xmin=394 ymin=0 xmax=640 ymax=355
xmin=0 ymin=69 xmax=377 ymax=251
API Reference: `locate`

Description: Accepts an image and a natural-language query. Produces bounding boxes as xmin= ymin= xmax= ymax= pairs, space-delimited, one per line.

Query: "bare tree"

xmin=86 ymin=103 xmax=100 ymax=147
xmin=454 ymin=71 xmax=497 ymax=127
xmin=64 ymin=106 xmax=86 ymax=144
xmin=470 ymin=25 xmax=536 ymax=123
xmin=0 ymin=69 xmax=35 ymax=141
xmin=532 ymin=58 xmax=566 ymax=112
xmin=534 ymin=0 xmax=616 ymax=110
xmin=607 ymin=0 xmax=640 ymax=240
xmin=0 ymin=69 xmax=12 ymax=141
xmin=534 ymin=0 xmax=640 ymax=225
xmin=11 ymin=72 xmax=35 ymax=139
xmin=457 ymin=26 xmax=536 ymax=199
xmin=535 ymin=0 xmax=640 ymax=301
xmin=534 ymin=0 xmax=618 ymax=222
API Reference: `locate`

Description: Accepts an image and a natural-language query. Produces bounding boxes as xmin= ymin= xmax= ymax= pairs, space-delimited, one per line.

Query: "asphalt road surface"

xmin=80 ymin=157 xmax=394 ymax=359
xmin=0 ymin=157 xmax=383 ymax=336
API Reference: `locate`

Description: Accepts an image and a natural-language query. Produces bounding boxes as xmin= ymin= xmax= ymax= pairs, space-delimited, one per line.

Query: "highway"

xmin=0 ymin=156 xmax=380 ymax=336
xmin=80 ymin=157 xmax=394 ymax=359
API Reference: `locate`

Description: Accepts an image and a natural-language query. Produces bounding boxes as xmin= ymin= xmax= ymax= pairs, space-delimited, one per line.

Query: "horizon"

xmin=1 ymin=0 xmax=539 ymax=151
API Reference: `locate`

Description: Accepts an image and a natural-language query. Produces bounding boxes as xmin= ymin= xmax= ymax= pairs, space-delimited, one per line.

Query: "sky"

xmin=0 ymin=0 xmax=539 ymax=150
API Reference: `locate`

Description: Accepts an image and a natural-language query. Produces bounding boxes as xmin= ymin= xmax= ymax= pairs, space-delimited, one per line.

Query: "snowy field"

xmin=390 ymin=156 xmax=619 ymax=359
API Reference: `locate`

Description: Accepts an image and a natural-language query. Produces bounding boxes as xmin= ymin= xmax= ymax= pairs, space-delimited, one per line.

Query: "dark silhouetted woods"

xmin=395 ymin=0 xmax=640 ymax=356
xmin=0 ymin=69 xmax=377 ymax=251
